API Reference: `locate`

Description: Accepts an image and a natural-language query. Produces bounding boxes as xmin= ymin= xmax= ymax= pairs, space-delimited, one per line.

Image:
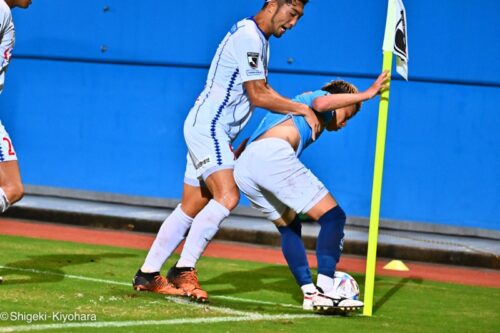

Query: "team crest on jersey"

xmin=247 ymin=52 xmax=259 ymax=69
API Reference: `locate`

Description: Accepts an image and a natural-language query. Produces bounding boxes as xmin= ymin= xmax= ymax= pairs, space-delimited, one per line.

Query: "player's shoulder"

xmin=229 ymin=17 xmax=262 ymax=39
xmin=0 ymin=1 xmax=11 ymax=16
xmin=293 ymin=90 xmax=328 ymax=104
xmin=0 ymin=1 xmax=12 ymax=24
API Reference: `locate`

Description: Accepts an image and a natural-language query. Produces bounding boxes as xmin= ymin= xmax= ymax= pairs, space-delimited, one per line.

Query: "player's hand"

xmin=365 ymin=71 xmax=390 ymax=99
xmin=303 ymin=106 xmax=321 ymax=141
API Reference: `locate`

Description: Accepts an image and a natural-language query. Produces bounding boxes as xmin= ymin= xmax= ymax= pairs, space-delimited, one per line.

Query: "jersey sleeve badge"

xmin=247 ymin=52 xmax=260 ymax=69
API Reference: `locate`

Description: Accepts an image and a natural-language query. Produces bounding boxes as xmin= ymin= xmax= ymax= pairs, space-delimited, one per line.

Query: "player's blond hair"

xmin=321 ymin=80 xmax=362 ymax=113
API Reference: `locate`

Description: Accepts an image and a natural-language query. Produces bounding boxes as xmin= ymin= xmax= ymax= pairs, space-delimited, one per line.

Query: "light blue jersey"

xmin=248 ymin=90 xmax=334 ymax=156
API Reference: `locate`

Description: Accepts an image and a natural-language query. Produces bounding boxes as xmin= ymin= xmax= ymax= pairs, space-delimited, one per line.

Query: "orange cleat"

xmin=132 ymin=270 xmax=185 ymax=296
xmin=167 ymin=266 xmax=208 ymax=302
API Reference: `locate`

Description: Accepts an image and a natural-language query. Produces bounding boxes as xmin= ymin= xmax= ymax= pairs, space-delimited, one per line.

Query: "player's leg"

xmin=175 ymin=168 xmax=237 ymax=267
xmin=0 ymin=124 xmax=23 ymax=285
xmin=138 ymin=184 xmax=210 ymax=273
xmin=133 ymin=157 xmax=211 ymax=295
xmin=167 ymin=122 xmax=237 ymax=302
xmin=274 ymin=210 xmax=318 ymax=309
xmin=0 ymin=161 xmax=23 ymax=212
xmin=168 ymin=168 xmax=236 ymax=302
xmin=0 ymin=123 xmax=24 ymax=212
xmin=305 ymin=194 xmax=364 ymax=311
xmin=305 ymin=194 xmax=343 ymax=293
xmin=234 ymin=138 xmax=316 ymax=309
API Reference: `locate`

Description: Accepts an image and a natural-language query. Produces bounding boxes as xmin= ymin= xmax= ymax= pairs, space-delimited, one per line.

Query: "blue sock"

xmin=316 ymin=205 xmax=346 ymax=278
xmin=277 ymin=217 xmax=312 ymax=287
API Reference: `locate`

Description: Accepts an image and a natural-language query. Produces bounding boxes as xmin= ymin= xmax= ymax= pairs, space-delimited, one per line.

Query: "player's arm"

xmin=312 ymin=71 xmax=390 ymax=112
xmin=234 ymin=28 xmax=320 ymax=139
xmin=245 ymin=79 xmax=321 ymax=139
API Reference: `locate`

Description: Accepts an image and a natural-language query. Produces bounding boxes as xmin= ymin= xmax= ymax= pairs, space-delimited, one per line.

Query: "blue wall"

xmin=1 ymin=0 xmax=499 ymax=230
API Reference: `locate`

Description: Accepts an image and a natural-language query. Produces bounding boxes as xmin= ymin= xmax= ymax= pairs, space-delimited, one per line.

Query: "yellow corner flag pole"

xmin=363 ymin=0 xmax=396 ymax=317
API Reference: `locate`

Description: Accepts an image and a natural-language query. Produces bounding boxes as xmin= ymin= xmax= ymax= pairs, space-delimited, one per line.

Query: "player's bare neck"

xmin=253 ymin=11 xmax=272 ymax=38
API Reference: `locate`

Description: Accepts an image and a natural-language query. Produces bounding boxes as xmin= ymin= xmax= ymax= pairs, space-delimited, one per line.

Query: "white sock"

xmin=0 ymin=187 xmax=10 ymax=213
xmin=176 ymin=199 xmax=230 ymax=268
xmin=317 ymin=273 xmax=334 ymax=294
xmin=141 ymin=204 xmax=193 ymax=273
xmin=301 ymin=283 xmax=317 ymax=295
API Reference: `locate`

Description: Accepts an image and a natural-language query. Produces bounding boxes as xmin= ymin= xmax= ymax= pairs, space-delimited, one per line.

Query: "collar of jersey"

xmin=247 ymin=16 xmax=270 ymax=40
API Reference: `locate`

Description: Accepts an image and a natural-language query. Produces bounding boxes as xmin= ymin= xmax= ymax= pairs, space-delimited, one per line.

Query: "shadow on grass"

xmin=202 ymin=264 xmax=303 ymax=303
xmin=372 ymin=276 xmax=423 ymax=314
xmin=202 ymin=265 xmax=424 ymax=312
xmin=0 ymin=253 xmax=135 ymax=285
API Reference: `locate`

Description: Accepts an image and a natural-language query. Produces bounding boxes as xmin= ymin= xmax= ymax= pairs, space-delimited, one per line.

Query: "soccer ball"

xmin=333 ymin=271 xmax=360 ymax=300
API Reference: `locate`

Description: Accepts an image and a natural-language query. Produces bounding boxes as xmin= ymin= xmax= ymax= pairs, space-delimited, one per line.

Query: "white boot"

xmin=302 ymin=290 xmax=318 ymax=310
xmin=312 ymin=289 xmax=364 ymax=313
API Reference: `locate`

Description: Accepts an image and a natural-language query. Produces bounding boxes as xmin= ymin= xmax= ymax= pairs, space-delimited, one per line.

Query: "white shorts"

xmin=183 ymin=110 xmax=235 ymax=186
xmin=234 ymin=138 xmax=328 ymax=221
xmin=0 ymin=121 xmax=17 ymax=162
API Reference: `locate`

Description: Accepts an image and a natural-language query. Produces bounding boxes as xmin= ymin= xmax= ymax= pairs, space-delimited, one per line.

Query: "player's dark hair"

xmin=321 ymin=80 xmax=362 ymax=113
xmin=262 ymin=0 xmax=309 ymax=9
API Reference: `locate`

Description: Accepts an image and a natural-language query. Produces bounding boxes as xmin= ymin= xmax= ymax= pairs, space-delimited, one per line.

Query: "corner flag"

xmin=383 ymin=0 xmax=409 ymax=80
xmin=363 ymin=0 xmax=409 ymax=317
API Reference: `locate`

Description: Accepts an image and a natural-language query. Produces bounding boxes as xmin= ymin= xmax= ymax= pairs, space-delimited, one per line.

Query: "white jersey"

xmin=0 ymin=0 xmax=14 ymax=94
xmin=187 ymin=17 xmax=270 ymax=141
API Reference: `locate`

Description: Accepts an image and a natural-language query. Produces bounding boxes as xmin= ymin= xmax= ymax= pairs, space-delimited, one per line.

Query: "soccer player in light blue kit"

xmin=234 ymin=71 xmax=389 ymax=312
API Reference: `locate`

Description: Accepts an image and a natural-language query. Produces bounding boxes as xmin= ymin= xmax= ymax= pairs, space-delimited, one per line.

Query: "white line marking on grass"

xmin=164 ymin=296 xmax=257 ymax=317
xmin=0 ymin=266 xmax=249 ymax=316
xmin=0 ymin=266 xmax=303 ymax=311
xmin=213 ymin=295 xmax=303 ymax=309
xmin=0 ymin=313 xmax=318 ymax=332
xmin=0 ymin=265 xmax=314 ymax=329
xmin=0 ymin=266 xmax=129 ymax=287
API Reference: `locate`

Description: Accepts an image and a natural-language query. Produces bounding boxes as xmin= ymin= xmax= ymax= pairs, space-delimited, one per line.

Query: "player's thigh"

xmin=182 ymin=154 xmax=212 ymax=217
xmin=0 ymin=160 xmax=23 ymax=202
xmin=204 ymin=169 xmax=238 ymax=197
xmin=184 ymin=123 xmax=239 ymax=208
xmin=234 ymin=149 xmax=289 ymax=223
xmin=204 ymin=169 xmax=239 ymax=210
xmin=180 ymin=182 xmax=212 ymax=218
xmin=0 ymin=161 xmax=21 ymax=185
xmin=249 ymin=139 xmax=328 ymax=218
xmin=305 ymin=193 xmax=338 ymax=221
xmin=184 ymin=119 xmax=235 ymax=183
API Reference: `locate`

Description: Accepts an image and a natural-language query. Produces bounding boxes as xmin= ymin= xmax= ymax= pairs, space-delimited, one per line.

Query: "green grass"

xmin=0 ymin=234 xmax=499 ymax=333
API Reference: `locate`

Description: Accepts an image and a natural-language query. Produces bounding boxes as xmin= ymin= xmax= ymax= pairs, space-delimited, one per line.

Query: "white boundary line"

xmin=0 ymin=265 xmax=317 ymax=332
xmin=212 ymin=295 xmax=303 ymax=309
xmin=0 ymin=266 xmax=129 ymax=287
xmin=0 ymin=266 xmax=253 ymax=316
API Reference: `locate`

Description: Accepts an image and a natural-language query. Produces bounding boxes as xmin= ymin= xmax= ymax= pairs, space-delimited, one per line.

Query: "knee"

xmin=213 ymin=188 xmax=240 ymax=211
xmin=4 ymin=182 xmax=24 ymax=204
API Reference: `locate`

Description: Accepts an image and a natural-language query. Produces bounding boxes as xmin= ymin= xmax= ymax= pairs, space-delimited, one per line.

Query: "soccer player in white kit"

xmin=0 ymin=0 xmax=32 ymax=214
xmin=0 ymin=0 xmax=32 ymax=285
xmin=133 ymin=0 xmax=318 ymax=301
xmin=234 ymin=72 xmax=389 ymax=312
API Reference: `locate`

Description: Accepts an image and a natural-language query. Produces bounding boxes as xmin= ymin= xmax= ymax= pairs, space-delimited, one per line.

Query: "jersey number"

xmin=3 ymin=137 xmax=15 ymax=156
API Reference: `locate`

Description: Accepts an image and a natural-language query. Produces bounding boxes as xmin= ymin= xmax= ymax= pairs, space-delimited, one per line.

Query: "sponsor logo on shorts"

xmin=194 ymin=156 xmax=211 ymax=170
